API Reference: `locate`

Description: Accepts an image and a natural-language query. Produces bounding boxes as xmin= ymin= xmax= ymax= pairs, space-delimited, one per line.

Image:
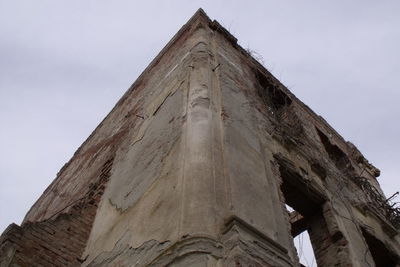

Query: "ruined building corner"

xmin=1 ymin=8 xmax=400 ymax=267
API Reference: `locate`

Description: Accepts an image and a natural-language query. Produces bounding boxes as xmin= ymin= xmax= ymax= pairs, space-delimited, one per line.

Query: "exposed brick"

xmin=0 ymin=158 xmax=112 ymax=266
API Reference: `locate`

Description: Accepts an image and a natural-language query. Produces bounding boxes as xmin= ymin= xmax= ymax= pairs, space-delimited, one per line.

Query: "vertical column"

xmin=180 ymin=30 xmax=217 ymax=237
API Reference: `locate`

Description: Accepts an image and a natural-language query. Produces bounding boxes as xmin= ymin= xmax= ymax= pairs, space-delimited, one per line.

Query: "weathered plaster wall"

xmin=82 ymin=15 xmax=227 ymax=266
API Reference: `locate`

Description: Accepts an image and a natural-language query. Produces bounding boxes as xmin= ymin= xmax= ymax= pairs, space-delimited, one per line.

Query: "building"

xmin=1 ymin=9 xmax=399 ymax=266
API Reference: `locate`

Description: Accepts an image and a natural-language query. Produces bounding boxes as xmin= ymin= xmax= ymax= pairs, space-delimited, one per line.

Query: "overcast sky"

xmin=1 ymin=1 xmax=399 ymax=265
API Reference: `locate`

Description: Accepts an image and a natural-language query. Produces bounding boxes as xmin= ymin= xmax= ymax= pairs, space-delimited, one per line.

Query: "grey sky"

xmin=1 ymin=1 xmax=399 ymax=265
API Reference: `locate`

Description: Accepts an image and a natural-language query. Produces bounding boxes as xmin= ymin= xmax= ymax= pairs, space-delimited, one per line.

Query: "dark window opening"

xmin=361 ymin=228 xmax=398 ymax=267
xmin=277 ymin=157 xmax=324 ymax=266
xmin=286 ymin=204 xmax=317 ymax=267
xmin=316 ymin=128 xmax=353 ymax=172
xmin=278 ymin=159 xmax=324 ymax=217
xmin=254 ymin=69 xmax=292 ymax=112
xmin=275 ymin=155 xmax=351 ymax=266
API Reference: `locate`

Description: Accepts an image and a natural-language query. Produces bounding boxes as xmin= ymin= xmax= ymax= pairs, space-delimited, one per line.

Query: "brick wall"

xmin=0 ymin=158 xmax=112 ymax=266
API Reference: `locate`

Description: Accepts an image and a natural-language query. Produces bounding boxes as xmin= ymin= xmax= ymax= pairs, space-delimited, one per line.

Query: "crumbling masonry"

xmin=1 ymin=9 xmax=399 ymax=267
